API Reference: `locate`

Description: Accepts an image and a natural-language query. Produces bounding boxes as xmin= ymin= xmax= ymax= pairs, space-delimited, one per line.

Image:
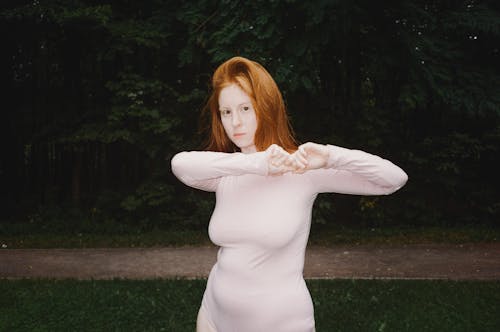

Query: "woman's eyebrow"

xmin=219 ymin=101 xmax=251 ymax=110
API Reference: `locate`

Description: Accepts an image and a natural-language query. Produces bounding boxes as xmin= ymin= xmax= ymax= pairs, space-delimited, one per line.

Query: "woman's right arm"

xmin=170 ymin=150 xmax=270 ymax=192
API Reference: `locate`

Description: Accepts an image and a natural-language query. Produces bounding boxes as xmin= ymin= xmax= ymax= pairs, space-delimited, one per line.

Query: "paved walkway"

xmin=1 ymin=243 xmax=500 ymax=280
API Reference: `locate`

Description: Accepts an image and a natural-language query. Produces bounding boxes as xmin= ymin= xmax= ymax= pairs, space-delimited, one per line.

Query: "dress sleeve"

xmin=170 ymin=150 xmax=269 ymax=192
xmin=305 ymin=144 xmax=408 ymax=195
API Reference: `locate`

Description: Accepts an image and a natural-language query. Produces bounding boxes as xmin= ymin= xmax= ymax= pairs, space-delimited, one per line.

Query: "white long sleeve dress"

xmin=171 ymin=145 xmax=407 ymax=332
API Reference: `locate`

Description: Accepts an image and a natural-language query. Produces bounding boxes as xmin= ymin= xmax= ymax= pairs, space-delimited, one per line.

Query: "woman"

xmin=171 ymin=56 xmax=408 ymax=332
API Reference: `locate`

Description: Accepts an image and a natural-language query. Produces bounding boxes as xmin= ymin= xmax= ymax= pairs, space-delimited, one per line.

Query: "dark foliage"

xmin=1 ymin=0 xmax=499 ymax=231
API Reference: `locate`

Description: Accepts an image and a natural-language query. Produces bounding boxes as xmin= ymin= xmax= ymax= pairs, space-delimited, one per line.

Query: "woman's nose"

xmin=231 ymin=111 xmax=242 ymax=127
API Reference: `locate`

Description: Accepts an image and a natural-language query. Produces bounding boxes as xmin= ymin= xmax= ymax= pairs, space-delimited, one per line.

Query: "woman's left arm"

xmin=295 ymin=142 xmax=408 ymax=195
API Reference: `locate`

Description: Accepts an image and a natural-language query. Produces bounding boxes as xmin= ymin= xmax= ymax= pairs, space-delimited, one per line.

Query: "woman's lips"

xmin=233 ymin=133 xmax=245 ymax=137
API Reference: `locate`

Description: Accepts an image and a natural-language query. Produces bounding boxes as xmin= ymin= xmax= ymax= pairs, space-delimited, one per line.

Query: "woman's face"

xmin=218 ymin=84 xmax=258 ymax=154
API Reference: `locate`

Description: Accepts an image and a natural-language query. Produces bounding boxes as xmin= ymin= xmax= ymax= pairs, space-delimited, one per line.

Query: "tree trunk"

xmin=72 ymin=147 xmax=83 ymax=206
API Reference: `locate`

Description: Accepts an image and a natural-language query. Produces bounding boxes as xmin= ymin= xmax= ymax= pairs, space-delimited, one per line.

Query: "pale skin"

xmin=218 ymin=84 xmax=329 ymax=175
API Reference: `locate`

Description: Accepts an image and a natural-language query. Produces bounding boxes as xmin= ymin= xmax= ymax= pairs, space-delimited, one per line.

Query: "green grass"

xmin=0 ymin=229 xmax=212 ymax=249
xmin=1 ymin=224 xmax=499 ymax=248
xmin=308 ymin=224 xmax=500 ymax=246
xmin=0 ymin=279 xmax=498 ymax=331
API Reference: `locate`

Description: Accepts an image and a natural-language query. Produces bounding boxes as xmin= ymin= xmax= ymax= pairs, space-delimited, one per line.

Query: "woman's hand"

xmin=265 ymin=143 xmax=329 ymax=175
xmin=266 ymin=144 xmax=307 ymax=176
xmin=292 ymin=142 xmax=329 ymax=173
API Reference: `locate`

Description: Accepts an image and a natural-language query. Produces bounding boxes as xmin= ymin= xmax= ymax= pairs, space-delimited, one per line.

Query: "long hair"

xmin=201 ymin=56 xmax=298 ymax=153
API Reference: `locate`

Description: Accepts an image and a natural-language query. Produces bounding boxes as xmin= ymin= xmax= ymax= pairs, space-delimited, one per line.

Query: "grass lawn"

xmin=1 ymin=279 xmax=499 ymax=331
xmin=1 ymin=224 xmax=499 ymax=248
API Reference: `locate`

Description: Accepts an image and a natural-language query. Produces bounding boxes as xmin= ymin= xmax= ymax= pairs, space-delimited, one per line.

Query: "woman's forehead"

xmin=219 ymin=84 xmax=252 ymax=106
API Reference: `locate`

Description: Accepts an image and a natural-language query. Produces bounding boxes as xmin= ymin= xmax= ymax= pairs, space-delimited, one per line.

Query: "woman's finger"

xmin=285 ymin=156 xmax=298 ymax=169
xmin=294 ymin=151 xmax=308 ymax=166
xmin=291 ymin=155 xmax=306 ymax=169
xmin=299 ymin=145 xmax=308 ymax=157
xmin=276 ymin=152 xmax=289 ymax=165
xmin=270 ymin=153 xmax=286 ymax=167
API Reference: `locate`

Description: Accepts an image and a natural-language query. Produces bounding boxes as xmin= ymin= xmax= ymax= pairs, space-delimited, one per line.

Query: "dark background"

xmin=1 ymin=0 xmax=499 ymax=234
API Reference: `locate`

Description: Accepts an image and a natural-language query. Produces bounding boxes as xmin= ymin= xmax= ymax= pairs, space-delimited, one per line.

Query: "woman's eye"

xmin=242 ymin=106 xmax=250 ymax=112
xmin=221 ymin=109 xmax=231 ymax=117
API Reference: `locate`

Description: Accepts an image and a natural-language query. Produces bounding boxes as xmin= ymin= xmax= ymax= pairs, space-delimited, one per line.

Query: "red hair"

xmin=201 ymin=56 xmax=298 ymax=153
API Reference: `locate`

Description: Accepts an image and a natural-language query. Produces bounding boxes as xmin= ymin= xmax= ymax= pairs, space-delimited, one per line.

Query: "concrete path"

xmin=1 ymin=243 xmax=499 ymax=280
